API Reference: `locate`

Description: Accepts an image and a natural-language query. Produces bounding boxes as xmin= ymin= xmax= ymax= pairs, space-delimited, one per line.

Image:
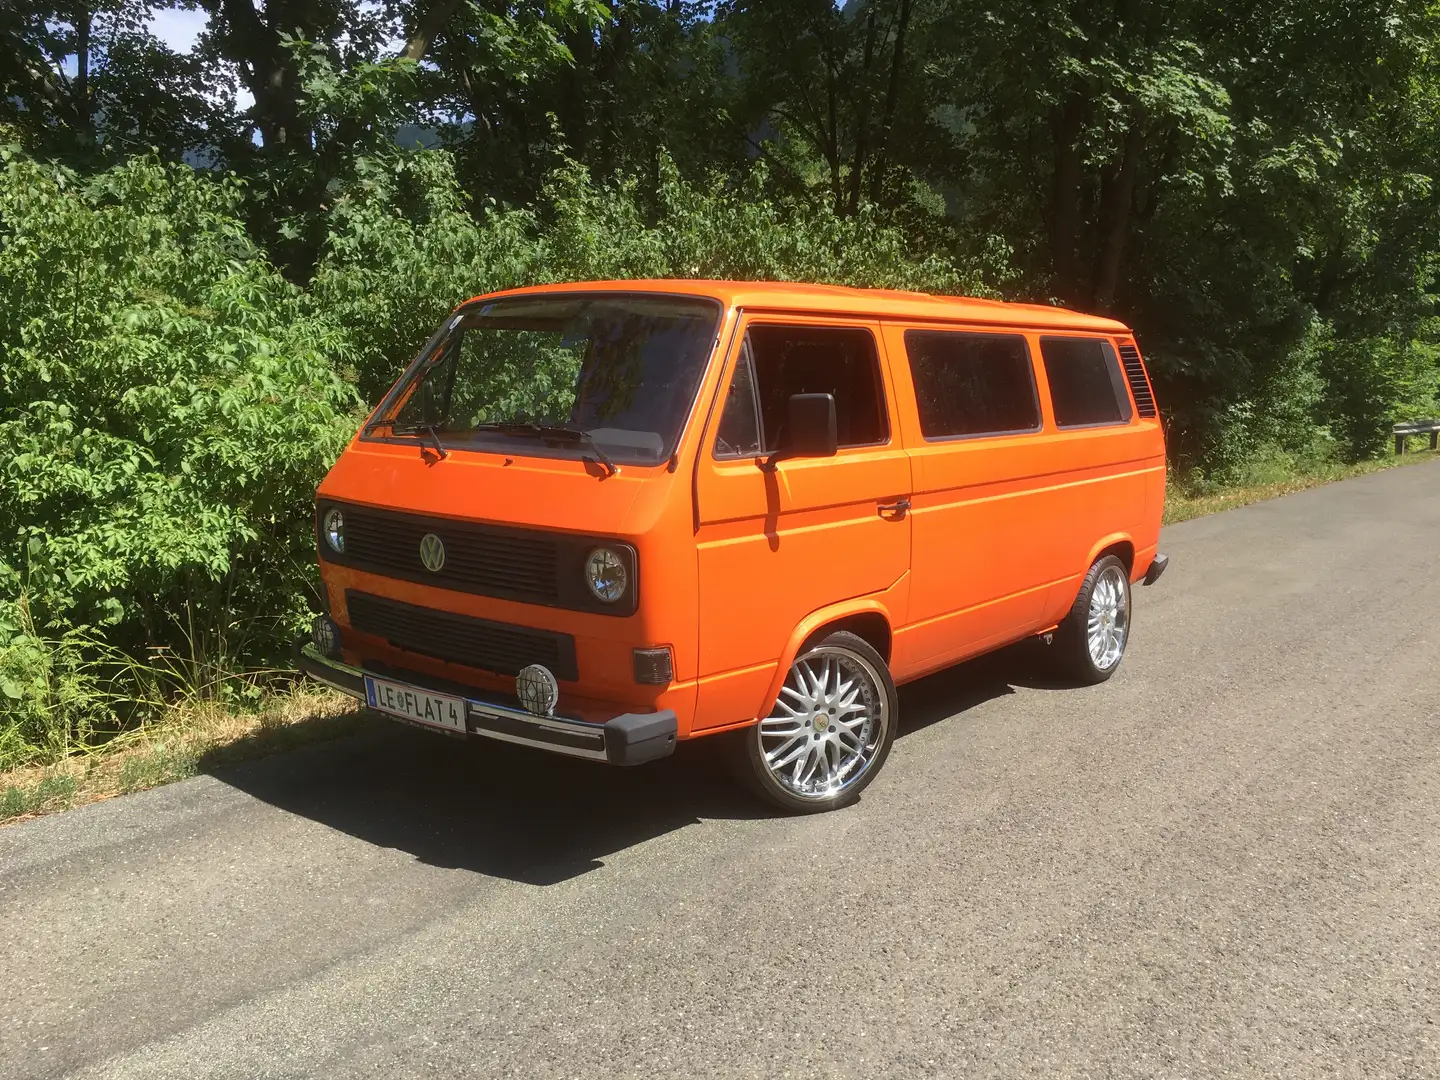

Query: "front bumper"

xmin=297 ymin=643 xmax=676 ymax=766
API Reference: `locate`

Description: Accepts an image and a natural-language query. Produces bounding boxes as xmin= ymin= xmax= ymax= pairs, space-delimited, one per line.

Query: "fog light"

xmin=632 ymin=647 xmax=673 ymax=686
xmin=311 ymin=614 xmax=341 ymax=659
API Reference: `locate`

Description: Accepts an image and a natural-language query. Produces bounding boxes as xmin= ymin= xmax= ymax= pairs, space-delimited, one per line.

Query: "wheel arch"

xmin=1086 ymin=533 xmax=1136 ymax=577
xmin=757 ymin=600 xmax=895 ymax=719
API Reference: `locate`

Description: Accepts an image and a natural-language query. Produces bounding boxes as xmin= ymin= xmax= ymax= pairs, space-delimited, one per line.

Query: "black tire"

xmin=738 ymin=630 xmax=898 ymax=814
xmin=1052 ymin=554 xmax=1132 ymax=685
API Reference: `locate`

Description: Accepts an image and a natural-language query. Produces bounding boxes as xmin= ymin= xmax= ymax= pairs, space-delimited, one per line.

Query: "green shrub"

xmin=0 ymin=591 xmax=121 ymax=769
xmin=0 ymin=151 xmax=364 ymax=692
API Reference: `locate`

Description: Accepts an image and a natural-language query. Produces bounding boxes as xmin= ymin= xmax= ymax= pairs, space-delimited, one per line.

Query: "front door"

xmin=692 ymin=316 xmax=912 ymax=731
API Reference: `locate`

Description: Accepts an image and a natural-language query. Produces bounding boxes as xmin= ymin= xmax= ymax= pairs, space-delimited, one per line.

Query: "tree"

xmin=1 ymin=0 xmax=217 ymax=163
xmin=719 ymin=0 xmax=917 ymax=215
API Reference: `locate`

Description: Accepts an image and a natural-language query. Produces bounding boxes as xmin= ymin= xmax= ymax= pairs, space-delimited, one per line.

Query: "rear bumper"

xmin=1142 ymin=552 xmax=1170 ymax=586
xmin=297 ymin=643 xmax=676 ymax=766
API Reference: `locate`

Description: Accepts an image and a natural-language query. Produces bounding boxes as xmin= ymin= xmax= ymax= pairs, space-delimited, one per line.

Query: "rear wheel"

xmin=741 ymin=631 xmax=897 ymax=814
xmin=1053 ymin=554 xmax=1132 ymax=684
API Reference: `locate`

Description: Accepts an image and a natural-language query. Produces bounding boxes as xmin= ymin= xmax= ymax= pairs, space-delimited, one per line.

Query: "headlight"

xmin=584 ymin=547 xmax=628 ymax=603
xmin=323 ymin=507 xmax=345 ymax=554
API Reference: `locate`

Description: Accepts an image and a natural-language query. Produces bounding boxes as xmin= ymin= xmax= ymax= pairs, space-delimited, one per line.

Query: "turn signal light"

xmin=632 ymin=647 xmax=674 ymax=686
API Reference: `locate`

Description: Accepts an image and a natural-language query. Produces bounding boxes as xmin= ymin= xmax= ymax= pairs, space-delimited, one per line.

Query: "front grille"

xmin=320 ymin=504 xmax=637 ymax=615
xmin=346 ymin=591 xmax=578 ymax=681
xmin=1118 ymin=344 xmax=1158 ymax=418
xmin=338 ymin=505 xmax=560 ymax=603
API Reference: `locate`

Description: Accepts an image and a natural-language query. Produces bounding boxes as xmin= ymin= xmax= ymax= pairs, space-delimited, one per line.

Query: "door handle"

xmin=877 ymin=498 xmax=911 ymax=518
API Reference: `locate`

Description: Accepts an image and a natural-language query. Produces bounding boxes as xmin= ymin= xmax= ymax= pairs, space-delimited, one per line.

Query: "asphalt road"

xmin=4 ymin=462 xmax=1440 ymax=1080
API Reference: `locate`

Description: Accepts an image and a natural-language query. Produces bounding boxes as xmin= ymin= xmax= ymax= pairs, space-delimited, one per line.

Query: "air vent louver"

xmin=1117 ymin=344 xmax=1157 ymax=418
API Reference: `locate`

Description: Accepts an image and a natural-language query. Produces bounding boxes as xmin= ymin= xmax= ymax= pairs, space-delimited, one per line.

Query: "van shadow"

xmin=896 ymin=639 xmax=1069 ymax=737
xmin=209 ymin=640 xmax=1067 ymax=887
xmin=207 ymin=728 xmax=762 ymax=887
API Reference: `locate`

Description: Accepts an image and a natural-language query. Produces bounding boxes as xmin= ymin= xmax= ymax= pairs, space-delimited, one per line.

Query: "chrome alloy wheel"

xmin=1087 ymin=563 xmax=1130 ymax=672
xmin=756 ymin=645 xmax=889 ymax=802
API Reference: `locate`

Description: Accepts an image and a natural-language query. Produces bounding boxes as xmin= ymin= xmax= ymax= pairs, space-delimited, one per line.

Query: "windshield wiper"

xmin=475 ymin=422 xmax=618 ymax=477
xmin=371 ymin=419 xmax=449 ymax=460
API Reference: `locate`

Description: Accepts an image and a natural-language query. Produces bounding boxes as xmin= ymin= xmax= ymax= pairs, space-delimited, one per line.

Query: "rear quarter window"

xmin=1039 ymin=337 xmax=1133 ymax=428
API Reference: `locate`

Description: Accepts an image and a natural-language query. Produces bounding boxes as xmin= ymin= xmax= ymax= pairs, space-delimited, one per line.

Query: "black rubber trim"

xmin=604 ymin=711 xmax=678 ymax=766
xmin=1142 ymin=552 xmax=1170 ymax=586
xmin=345 ymin=590 xmax=580 ymax=682
xmin=296 ymin=640 xmax=365 ymax=696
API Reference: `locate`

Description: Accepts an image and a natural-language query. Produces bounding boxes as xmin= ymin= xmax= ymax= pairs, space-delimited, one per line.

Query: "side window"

xmin=714 ymin=324 xmax=889 ymax=456
xmin=904 ymin=330 xmax=1040 ymax=439
xmin=1040 ymin=336 xmax=1133 ymax=428
xmin=714 ymin=339 xmax=763 ymax=458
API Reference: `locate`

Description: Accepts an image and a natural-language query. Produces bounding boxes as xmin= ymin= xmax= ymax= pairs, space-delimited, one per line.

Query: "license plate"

xmin=364 ymin=676 xmax=467 ymax=734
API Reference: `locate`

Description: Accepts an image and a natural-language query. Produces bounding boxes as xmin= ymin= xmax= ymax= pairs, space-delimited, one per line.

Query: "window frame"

xmin=711 ymin=319 xmax=892 ymax=459
xmin=712 ymin=335 xmax=766 ymax=460
xmin=902 ymin=328 xmax=1044 ymax=443
xmin=1038 ymin=334 xmax=1135 ymax=431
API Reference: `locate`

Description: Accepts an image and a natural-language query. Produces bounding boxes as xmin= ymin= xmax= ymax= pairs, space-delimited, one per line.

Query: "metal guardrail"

xmin=1393 ymin=418 xmax=1440 ymax=454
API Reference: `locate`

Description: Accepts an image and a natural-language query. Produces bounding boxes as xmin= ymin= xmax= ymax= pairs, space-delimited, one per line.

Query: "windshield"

xmin=371 ymin=294 xmax=722 ymax=466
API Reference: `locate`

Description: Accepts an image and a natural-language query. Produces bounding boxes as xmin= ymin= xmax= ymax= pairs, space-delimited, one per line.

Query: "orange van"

xmin=299 ymin=280 xmax=1168 ymax=812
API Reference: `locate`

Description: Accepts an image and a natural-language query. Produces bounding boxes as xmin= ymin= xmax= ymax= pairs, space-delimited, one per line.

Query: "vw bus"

xmin=299 ymin=281 xmax=1168 ymax=812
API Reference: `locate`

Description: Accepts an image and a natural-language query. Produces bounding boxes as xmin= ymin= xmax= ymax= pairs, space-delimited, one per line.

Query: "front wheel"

xmin=741 ymin=631 xmax=898 ymax=814
xmin=1053 ymin=554 xmax=1132 ymax=684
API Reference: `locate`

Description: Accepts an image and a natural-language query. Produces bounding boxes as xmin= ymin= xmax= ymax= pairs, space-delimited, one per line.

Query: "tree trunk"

xmin=1092 ymin=119 xmax=1145 ymax=312
xmin=212 ymin=0 xmax=309 ymax=152
xmin=868 ymin=0 xmax=913 ymax=205
xmin=1049 ymin=95 xmax=1087 ymax=304
xmin=74 ymin=3 xmax=92 ymax=144
xmin=560 ymin=22 xmax=595 ymax=160
xmin=846 ymin=7 xmax=879 ymax=216
xmin=401 ymin=0 xmax=464 ymax=62
xmin=594 ymin=0 xmax=631 ymax=179
xmin=824 ymin=32 xmax=843 ymax=215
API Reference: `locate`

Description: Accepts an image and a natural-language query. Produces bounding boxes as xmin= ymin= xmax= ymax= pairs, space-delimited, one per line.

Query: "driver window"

xmin=713 ymin=324 xmax=887 ymax=458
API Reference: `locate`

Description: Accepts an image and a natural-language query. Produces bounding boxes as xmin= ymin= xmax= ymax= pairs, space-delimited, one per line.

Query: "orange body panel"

xmin=315 ymin=280 xmax=1165 ymax=740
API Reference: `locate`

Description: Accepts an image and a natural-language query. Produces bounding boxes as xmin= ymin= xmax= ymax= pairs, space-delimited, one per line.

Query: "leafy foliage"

xmin=0 ymin=150 xmax=363 ymax=761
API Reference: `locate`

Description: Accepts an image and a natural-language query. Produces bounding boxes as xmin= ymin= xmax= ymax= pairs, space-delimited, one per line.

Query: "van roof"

xmin=463 ymin=279 xmax=1132 ymax=334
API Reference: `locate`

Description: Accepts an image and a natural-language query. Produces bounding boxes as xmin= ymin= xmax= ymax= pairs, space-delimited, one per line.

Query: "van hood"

xmin=318 ymin=439 xmax=650 ymax=536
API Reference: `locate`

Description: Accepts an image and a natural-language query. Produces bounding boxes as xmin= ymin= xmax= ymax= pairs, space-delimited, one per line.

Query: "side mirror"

xmin=764 ymin=393 xmax=837 ymax=468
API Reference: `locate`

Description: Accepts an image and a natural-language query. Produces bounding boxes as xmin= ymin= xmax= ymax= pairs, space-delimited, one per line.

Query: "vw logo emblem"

xmin=418 ymin=533 xmax=445 ymax=573
xmin=516 ymin=664 xmax=559 ymax=717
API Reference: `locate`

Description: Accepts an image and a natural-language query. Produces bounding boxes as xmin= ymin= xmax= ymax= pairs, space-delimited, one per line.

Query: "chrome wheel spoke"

xmin=773 ymin=735 xmax=809 ymax=766
xmin=797 ymin=744 xmax=821 ymax=786
xmin=761 ymin=720 xmax=805 ymax=739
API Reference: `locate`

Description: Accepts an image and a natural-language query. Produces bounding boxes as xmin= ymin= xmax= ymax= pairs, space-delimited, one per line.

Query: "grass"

xmin=2 ymin=446 xmax=1437 ymax=826
xmin=1164 ymin=447 xmax=1439 ymax=525
xmin=0 ymin=688 xmax=371 ymax=825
